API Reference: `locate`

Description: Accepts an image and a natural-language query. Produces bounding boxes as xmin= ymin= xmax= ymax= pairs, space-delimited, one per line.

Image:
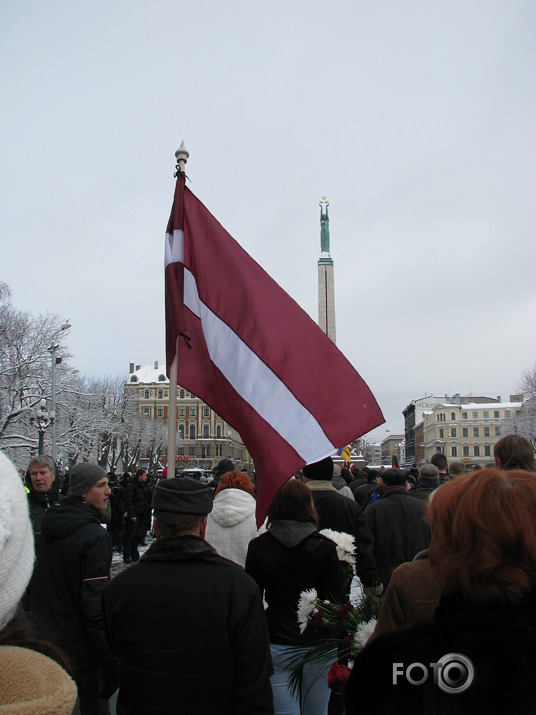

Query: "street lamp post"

xmin=48 ymin=321 xmax=71 ymax=462
xmin=30 ymin=399 xmax=53 ymax=454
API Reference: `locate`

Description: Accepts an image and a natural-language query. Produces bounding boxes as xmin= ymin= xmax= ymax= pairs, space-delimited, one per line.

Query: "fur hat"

xmin=152 ymin=477 xmax=213 ymax=515
xmin=0 ymin=450 xmax=35 ymax=630
xmin=302 ymin=456 xmax=334 ymax=481
xmin=68 ymin=462 xmax=107 ymax=497
xmin=213 ymin=459 xmax=234 ymax=475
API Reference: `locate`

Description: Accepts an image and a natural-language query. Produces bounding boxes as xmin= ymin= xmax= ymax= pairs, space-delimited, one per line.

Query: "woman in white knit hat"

xmin=0 ymin=449 xmax=77 ymax=714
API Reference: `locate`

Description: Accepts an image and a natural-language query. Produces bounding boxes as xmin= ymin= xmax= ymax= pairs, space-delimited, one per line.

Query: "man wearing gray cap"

xmin=103 ymin=477 xmax=274 ymax=715
xmin=25 ymin=461 xmax=117 ymax=714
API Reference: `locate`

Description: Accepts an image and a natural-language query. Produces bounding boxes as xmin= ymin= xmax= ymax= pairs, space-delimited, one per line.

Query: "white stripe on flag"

xmin=183 ymin=268 xmax=335 ymax=462
xmin=164 ymin=229 xmax=184 ymax=268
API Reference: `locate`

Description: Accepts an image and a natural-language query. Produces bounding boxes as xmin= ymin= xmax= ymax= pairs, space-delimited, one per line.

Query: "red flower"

xmin=327 ymin=663 xmax=352 ymax=692
xmin=337 ymin=603 xmax=354 ymax=620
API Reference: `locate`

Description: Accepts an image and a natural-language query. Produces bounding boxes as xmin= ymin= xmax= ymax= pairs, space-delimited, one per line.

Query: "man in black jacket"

xmin=303 ymin=457 xmax=381 ymax=594
xmin=123 ymin=468 xmax=151 ymax=563
xmin=103 ymin=477 xmax=274 ymax=715
xmin=25 ymin=462 xmax=117 ymax=714
xmin=364 ymin=468 xmax=430 ymax=590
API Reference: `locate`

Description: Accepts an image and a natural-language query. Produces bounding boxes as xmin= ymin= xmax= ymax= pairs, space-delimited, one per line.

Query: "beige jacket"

xmin=0 ymin=645 xmax=77 ymax=715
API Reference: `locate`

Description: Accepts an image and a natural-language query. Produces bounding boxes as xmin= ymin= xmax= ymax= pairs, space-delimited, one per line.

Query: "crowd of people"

xmin=0 ymin=433 xmax=535 ymax=713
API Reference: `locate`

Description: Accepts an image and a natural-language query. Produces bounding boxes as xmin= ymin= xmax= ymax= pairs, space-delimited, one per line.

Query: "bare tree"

xmin=517 ymin=363 xmax=536 ymax=400
xmin=0 ymin=285 xmax=72 ymax=463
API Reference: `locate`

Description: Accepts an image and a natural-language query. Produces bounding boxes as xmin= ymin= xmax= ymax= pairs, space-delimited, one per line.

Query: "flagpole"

xmin=166 ymin=141 xmax=189 ymax=478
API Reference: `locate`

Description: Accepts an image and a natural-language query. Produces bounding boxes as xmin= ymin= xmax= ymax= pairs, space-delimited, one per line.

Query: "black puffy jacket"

xmin=25 ymin=496 xmax=113 ymax=669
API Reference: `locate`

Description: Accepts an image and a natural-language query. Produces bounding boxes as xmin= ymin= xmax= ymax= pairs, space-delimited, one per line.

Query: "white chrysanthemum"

xmin=353 ymin=618 xmax=377 ymax=651
xmin=320 ymin=529 xmax=356 ymax=565
xmin=297 ymin=588 xmax=318 ymax=634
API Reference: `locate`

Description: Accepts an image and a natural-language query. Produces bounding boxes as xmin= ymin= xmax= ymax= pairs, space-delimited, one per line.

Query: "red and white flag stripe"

xmin=165 ymin=175 xmax=384 ymax=523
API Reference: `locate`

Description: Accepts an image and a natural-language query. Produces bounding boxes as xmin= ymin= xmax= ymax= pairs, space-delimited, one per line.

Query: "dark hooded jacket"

xmin=346 ymin=592 xmax=536 ymax=715
xmin=25 ymin=496 xmax=113 ymax=670
xmin=246 ymin=520 xmax=343 ymax=645
xmin=103 ymin=535 xmax=273 ymax=715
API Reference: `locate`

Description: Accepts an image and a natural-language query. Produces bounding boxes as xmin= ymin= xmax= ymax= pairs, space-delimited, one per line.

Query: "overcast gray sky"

xmin=2 ymin=1 xmax=535 ymax=442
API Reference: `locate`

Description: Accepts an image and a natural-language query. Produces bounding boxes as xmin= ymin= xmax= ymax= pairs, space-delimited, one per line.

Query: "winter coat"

xmin=24 ymin=473 xmax=63 ymax=535
xmin=306 ymin=481 xmax=380 ymax=587
xmin=125 ymin=478 xmax=151 ymax=519
xmin=25 ymin=497 xmax=113 ymax=670
xmin=0 ymin=645 xmax=77 ymax=715
xmin=353 ymin=481 xmax=377 ymax=509
xmin=332 ymin=475 xmax=355 ymax=500
xmin=205 ymin=488 xmax=257 ymax=567
xmin=346 ymin=592 xmax=536 ymax=715
xmin=364 ymin=487 xmax=430 ymax=589
xmin=409 ymin=478 xmax=440 ymax=501
xmin=103 ymin=535 xmax=274 ymax=715
xmin=371 ymin=553 xmax=441 ymax=640
xmin=246 ymin=520 xmax=344 ymax=645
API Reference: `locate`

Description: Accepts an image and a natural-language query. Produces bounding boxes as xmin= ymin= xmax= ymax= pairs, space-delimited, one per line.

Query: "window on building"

xmin=483 ymin=411 xmax=489 ymax=419
xmin=189 ymin=425 xmax=196 ymax=439
xmin=178 ymin=447 xmax=184 ymax=455
xmin=158 ymin=374 xmax=166 ymax=382
xmin=143 ymin=406 xmax=150 ymax=415
xmin=179 ymin=389 xmax=185 ymax=398
xmin=484 ymin=426 xmax=490 ymax=437
xmin=495 ymin=426 xmax=501 ymax=437
xmin=178 ymin=425 xmax=184 ymax=439
xmin=474 ymin=445 xmax=480 ymax=457
xmin=144 ymin=389 xmax=150 ymax=399
xmin=203 ymin=424 xmax=209 ymax=438
xmin=189 ymin=445 xmax=196 ymax=456
xmin=494 ymin=411 xmax=500 ymax=419
xmin=462 ymin=428 xmax=469 ymax=438
xmin=473 ymin=427 xmax=479 ymax=438
xmin=450 ymin=412 xmax=456 ymax=421
xmin=463 ymin=446 xmax=470 ymax=457
xmin=436 ymin=447 xmax=443 ymax=454
xmin=484 ymin=445 xmax=491 ymax=457
xmin=439 ymin=428 xmax=444 ymax=439
xmin=190 ymin=406 xmax=196 ymax=417
xmin=158 ymin=389 xmax=163 ymax=399
xmin=505 ymin=410 xmax=511 ymax=418
xmin=130 ymin=375 xmax=139 ymax=383
xmin=179 ymin=407 xmax=185 ymax=417
xmin=472 ymin=411 xmax=479 ymax=420
xmin=451 ymin=427 xmax=457 ymax=438
xmin=206 ymin=446 xmax=211 ymax=457
xmin=217 ymin=425 xmax=222 ymax=439
xmin=451 ymin=446 xmax=458 ymax=457
xmin=157 ymin=407 xmax=163 ymax=417
xmin=462 ymin=412 xmax=468 ymax=420
xmin=203 ymin=406 xmax=210 ymax=417
xmin=201 ymin=446 xmax=206 ymax=458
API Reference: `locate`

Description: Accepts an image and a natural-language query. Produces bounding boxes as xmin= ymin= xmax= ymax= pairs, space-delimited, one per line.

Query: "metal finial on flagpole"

xmin=175 ymin=141 xmax=189 ymax=174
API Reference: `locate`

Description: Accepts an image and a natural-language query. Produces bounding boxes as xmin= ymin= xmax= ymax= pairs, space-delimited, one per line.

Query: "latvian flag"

xmin=165 ymin=172 xmax=384 ymax=524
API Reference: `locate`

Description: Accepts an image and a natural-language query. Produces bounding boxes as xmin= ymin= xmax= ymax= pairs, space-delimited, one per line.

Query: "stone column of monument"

xmin=317 ymin=197 xmax=336 ymax=344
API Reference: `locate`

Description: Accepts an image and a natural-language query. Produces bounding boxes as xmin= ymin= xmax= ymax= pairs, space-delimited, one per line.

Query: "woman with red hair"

xmin=205 ymin=471 xmax=257 ymax=567
xmin=345 ymin=469 xmax=536 ymax=714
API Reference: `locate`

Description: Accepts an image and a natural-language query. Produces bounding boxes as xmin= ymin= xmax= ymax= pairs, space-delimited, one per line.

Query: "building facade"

xmin=402 ymin=393 xmax=525 ymax=468
xmin=125 ymin=362 xmax=251 ymax=472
